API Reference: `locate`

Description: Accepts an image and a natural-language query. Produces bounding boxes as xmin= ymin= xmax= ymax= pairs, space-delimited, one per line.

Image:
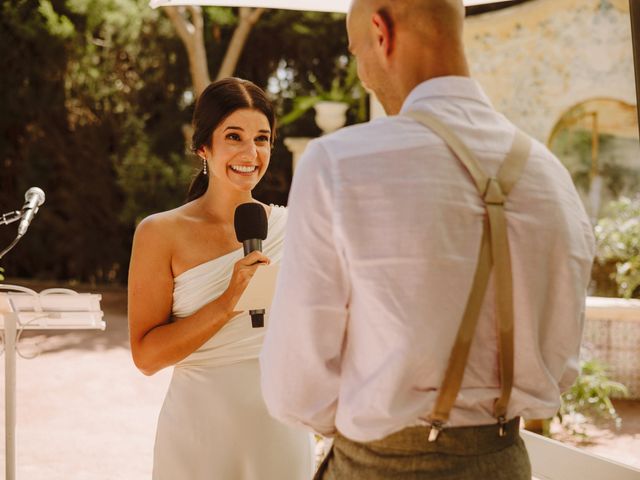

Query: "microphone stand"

xmin=0 ymin=209 xmax=24 ymax=480
xmin=0 ymin=210 xmax=25 ymax=260
xmin=0 ymin=194 xmax=47 ymax=480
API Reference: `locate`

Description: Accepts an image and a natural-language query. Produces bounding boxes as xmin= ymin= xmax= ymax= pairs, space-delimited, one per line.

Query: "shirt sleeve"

xmin=557 ymin=299 xmax=587 ymax=393
xmin=260 ymin=139 xmax=349 ymax=436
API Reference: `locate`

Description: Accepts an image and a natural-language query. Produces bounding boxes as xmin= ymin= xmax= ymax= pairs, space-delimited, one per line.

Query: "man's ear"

xmin=371 ymin=9 xmax=394 ymax=59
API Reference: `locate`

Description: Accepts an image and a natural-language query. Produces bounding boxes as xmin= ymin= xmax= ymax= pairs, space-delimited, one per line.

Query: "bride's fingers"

xmin=239 ymin=251 xmax=270 ymax=267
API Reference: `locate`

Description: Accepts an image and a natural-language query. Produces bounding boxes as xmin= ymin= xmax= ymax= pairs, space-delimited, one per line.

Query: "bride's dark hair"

xmin=186 ymin=77 xmax=276 ymax=203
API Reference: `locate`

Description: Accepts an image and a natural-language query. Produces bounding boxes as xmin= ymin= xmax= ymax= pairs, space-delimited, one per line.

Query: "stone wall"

xmin=465 ymin=0 xmax=637 ymax=143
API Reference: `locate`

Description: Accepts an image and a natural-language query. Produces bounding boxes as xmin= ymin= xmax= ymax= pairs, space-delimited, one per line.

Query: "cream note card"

xmin=234 ymin=264 xmax=280 ymax=311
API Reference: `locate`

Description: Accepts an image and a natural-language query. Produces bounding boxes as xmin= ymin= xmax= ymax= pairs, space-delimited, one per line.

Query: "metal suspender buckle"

xmin=497 ymin=416 xmax=507 ymax=437
xmin=428 ymin=420 xmax=444 ymax=442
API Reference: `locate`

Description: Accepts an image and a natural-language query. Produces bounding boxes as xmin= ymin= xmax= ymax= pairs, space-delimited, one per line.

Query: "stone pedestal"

xmin=314 ymin=101 xmax=349 ymax=134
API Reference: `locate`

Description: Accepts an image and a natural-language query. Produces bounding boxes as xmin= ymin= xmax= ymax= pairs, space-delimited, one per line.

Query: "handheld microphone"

xmin=17 ymin=187 xmax=45 ymax=237
xmin=234 ymin=203 xmax=268 ymax=328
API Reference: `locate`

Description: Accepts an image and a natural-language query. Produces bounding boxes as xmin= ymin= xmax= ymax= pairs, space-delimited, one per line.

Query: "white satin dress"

xmin=152 ymin=206 xmax=314 ymax=480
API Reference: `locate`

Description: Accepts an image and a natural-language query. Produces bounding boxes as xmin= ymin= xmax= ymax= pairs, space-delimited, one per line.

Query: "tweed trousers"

xmin=314 ymin=418 xmax=531 ymax=480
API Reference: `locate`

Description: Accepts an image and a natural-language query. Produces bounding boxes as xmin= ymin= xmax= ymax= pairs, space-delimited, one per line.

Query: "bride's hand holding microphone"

xmin=220 ymin=250 xmax=270 ymax=318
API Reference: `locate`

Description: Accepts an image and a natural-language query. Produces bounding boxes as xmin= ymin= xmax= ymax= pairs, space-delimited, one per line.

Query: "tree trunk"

xmin=163 ymin=6 xmax=265 ymax=92
xmin=216 ymin=8 xmax=264 ymax=81
xmin=164 ymin=6 xmax=210 ymax=96
xmin=163 ymin=6 xmax=264 ymax=147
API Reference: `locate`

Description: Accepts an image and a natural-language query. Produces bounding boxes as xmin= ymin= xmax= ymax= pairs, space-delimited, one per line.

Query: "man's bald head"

xmin=349 ymin=0 xmax=465 ymax=41
xmin=347 ymin=0 xmax=469 ymax=114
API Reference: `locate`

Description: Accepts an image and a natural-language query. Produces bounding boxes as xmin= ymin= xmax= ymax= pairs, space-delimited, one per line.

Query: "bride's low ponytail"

xmin=186 ymin=168 xmax=208 ymax=203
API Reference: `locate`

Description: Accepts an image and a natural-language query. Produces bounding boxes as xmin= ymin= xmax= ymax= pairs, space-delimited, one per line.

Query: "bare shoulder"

xmin=133 ymin=205 xmax=190 ymax=249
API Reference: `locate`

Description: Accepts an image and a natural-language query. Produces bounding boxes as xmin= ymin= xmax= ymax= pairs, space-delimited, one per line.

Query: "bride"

xmin=127 ymin=77 xmax=313 ymax=479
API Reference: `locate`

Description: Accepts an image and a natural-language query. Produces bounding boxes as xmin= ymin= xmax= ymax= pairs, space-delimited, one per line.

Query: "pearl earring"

xmin=202 ymin=158 xmax=208 ymax=176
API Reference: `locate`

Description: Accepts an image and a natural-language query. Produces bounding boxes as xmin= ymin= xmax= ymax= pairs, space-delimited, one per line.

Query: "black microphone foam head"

xmin=234 ymin=203 xmax=268 ymax=242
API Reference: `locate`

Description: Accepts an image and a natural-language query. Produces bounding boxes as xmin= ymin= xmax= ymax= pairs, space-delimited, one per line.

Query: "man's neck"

xmin=389 ymin=42 xmax=470 ymax=114
xmin=393 ymin=65 xmax=470 ymax=114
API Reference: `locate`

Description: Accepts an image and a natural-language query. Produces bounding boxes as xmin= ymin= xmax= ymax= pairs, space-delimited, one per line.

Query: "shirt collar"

xmin=399 ymin=76 xmax=494 ymax=113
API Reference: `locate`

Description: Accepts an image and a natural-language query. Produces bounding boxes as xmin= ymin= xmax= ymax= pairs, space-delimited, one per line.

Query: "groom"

xmin=261 ymin=1 xmax=595 ymax=479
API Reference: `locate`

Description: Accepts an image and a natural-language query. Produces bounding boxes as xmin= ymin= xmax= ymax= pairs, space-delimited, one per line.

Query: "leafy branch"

xmin=558 ymin=359 xmax=628 ymax=435
xmin=595 ymin=196 xmax=640 ymax=298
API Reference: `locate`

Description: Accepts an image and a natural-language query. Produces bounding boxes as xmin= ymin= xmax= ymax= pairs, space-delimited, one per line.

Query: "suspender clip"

xmin=428 ymin=421 xmax=444 ymax=442
xmin=498 ymin=416 xmax=507 ymax=437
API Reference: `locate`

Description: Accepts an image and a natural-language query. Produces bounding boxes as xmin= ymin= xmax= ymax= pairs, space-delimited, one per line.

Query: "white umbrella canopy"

xmin=150 ymin=0 xmax=513 ymax=12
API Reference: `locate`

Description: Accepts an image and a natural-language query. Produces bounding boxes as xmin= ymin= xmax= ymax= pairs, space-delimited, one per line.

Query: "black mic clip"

xmin=250 ymin=310 xmax=265 ymax=328
xmin=0 ymin=210 xmax=22 ymax=227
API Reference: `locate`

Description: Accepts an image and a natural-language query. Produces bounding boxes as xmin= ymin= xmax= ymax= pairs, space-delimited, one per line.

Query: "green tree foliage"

xmin=594 ymin=196 xmax=640 ymax=298
xmin=63 ymin=0 xmax=194 ymax=222
xmin=244 ymin=10 xmax=357 ymax=137
xmin=116 ymin=132 xmax=193 ymax=226
xmin=0 ymin=1 xmax=351 ymax=284
xmin=279 ymin=59 xmax=367 ymax=127
xmin=554 ymin=129 xmax=640 ymax=200
xmin=1 ymin=0 xmax=191 ymax=283
xmin=0 ymin=0 xmax=100 ymax=281
xmin=559 ymin=359 xmax=628 ymax=434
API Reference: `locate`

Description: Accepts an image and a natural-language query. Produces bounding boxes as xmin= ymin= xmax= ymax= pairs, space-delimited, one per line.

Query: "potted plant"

xmin=280 ymin=60 xmax=367 ymax=133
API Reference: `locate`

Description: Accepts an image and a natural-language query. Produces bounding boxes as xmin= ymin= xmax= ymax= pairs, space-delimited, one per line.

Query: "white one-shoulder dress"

xmin=152 ymin=206 xmax=314 ymax=480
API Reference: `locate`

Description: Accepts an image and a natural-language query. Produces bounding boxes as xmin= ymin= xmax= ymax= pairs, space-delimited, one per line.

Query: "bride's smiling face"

xmin=201 ymin=108 xmax=272 ymax=193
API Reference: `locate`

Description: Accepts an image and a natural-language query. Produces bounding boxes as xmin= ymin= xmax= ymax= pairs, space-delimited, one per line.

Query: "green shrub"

xmin=594 ymin=196 xmax=640 ymax=298
xmin=558 ymin=358 xmax=628 ymax=434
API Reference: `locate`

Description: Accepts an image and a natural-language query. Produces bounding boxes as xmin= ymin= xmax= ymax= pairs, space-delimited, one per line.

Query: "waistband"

xmin=336 ymin=417 xmax=521 ymax=456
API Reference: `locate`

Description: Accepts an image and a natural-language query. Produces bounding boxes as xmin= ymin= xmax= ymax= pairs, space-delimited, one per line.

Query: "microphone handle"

xmin=242 ymin=239 xmax=265 ymax=328
xmin=242 ymin=239 xmax=262 ymax=256
xmin=17 ymin=204 xmax=39 ymax=237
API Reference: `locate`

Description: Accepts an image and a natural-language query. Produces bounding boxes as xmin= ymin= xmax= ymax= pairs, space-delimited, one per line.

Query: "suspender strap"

xmin=404 ymin=111 xmax=531 ymax=438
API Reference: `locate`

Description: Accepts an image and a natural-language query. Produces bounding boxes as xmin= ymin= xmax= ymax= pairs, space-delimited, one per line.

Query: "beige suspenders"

xmin=404 ymin=111 xmax=532 ymax=441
